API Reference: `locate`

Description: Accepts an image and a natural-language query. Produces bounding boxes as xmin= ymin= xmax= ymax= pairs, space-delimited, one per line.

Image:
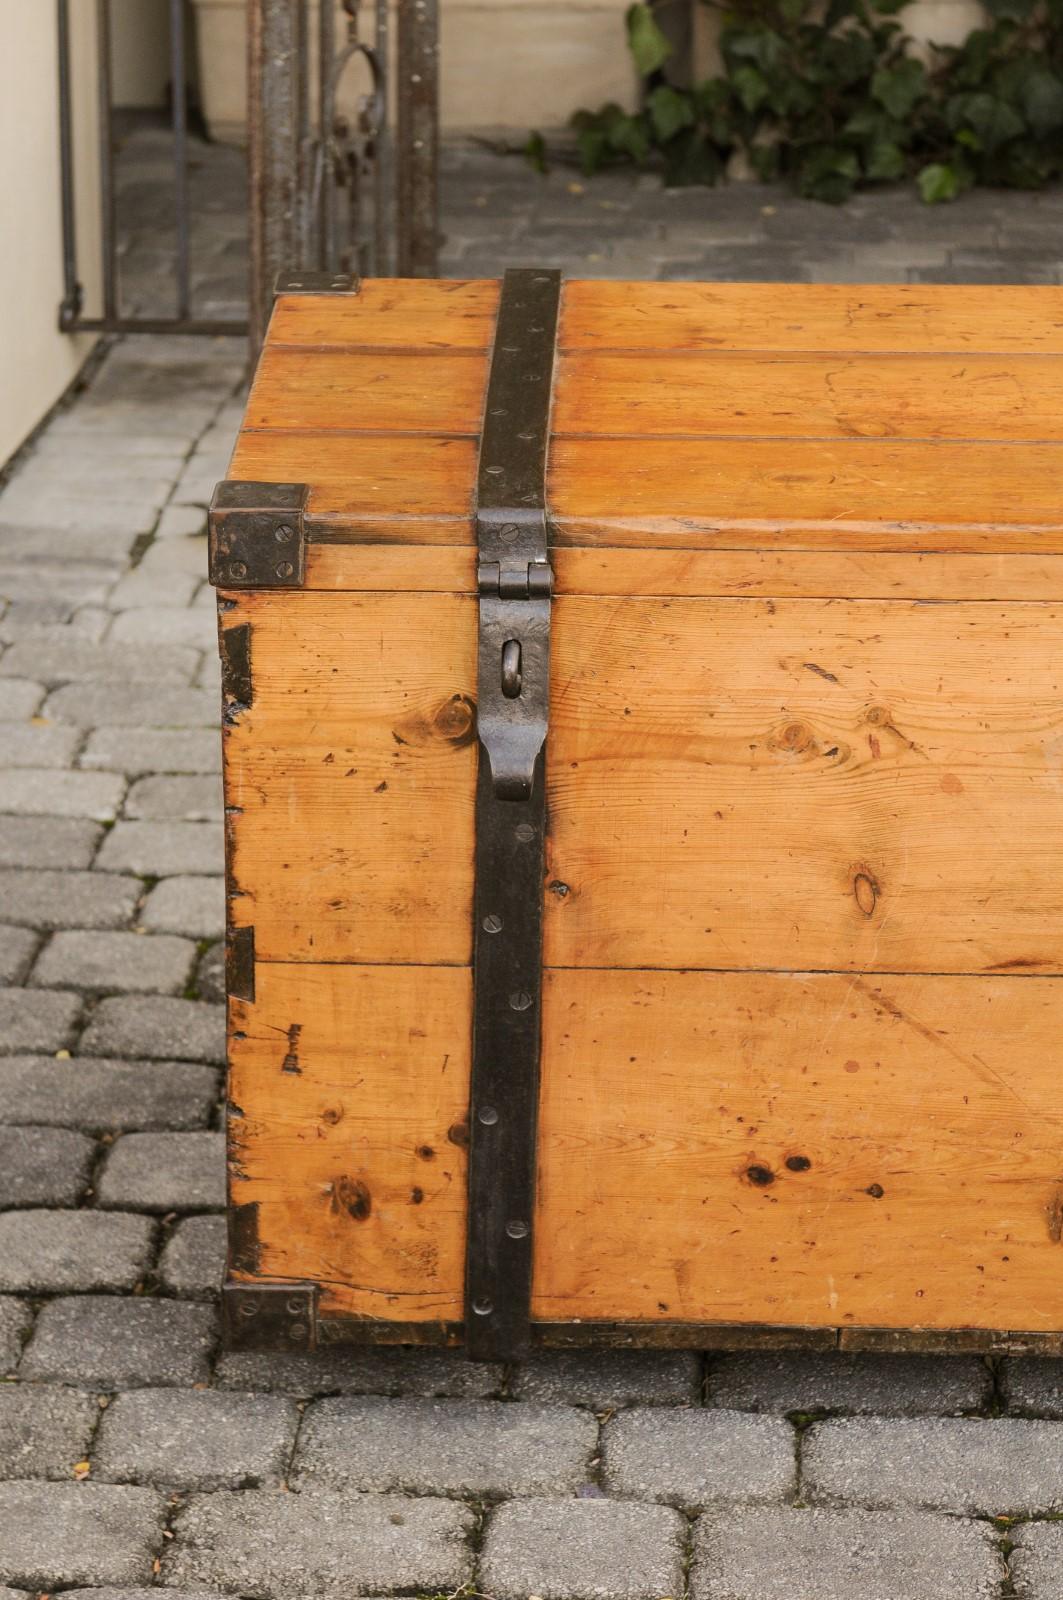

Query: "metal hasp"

xmin=208 ymin=481 xmax=309 ymax=589
xmin=465 ymin=268 xmax=562 ymax=1361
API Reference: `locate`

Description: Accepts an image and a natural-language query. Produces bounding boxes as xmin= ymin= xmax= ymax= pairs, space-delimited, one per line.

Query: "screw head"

xmin=275 ymin=524 xmax=294 ymax=543
xmin=506 ymin=1220 xmax=529 ymax=1239
xmin=499 ymin=523 xmax=519 ymax=543
xmin=229 ymin=561 xmax=247 ymax=580
xmin=483 ymin=914 xmax=503 ymax=934
xmin=510 ymin=990 xmax=533 ymax=1012
xmin=275 ymin=561 xmax=295 ymax=579
xmin=478 ymin=1105 xmax=499 ymax=1126
xmin=472 ymin=1296 xmax=493 ymax=1317
xmin=515 ymin=823 xmax=535 ymax=844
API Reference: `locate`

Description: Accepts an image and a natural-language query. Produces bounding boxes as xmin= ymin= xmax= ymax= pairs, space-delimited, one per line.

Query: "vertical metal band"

xmin=466 ymin=268 xmax=562 ymax=1361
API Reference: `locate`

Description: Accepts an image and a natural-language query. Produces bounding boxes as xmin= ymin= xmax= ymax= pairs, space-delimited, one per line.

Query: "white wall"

xmin=0 ymin=0 xmax=100 ymax=467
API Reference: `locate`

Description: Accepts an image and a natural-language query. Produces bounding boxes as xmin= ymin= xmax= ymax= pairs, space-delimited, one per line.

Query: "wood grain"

xmin=533 ymin=968 xmax=1063 ymax=1329
xmin=246 ymin=349 xmax=488 ymax=434
xmin=269 ymin=277 xmax=500 ymax=349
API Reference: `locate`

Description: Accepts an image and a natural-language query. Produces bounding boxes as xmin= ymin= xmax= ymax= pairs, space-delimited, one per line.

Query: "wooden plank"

xmin=560 ymin=281 xmax=1063 ymax=354
xmin=269 ymin=278 xmax=500 ymax=349
xmin=553 ymin=350 xmax=1063 ymax=442
xmin=223 ymin=593 xmax=1063 ymax=974
xmin=304 ymin=543 xmax=1063 ymax=603
xmin=532 ymin=968 xmax=1063 ymax=1329
xmin=229 ymin=961 xmax=470 ymax=1323
xmin=246 ymin=349 xmax=488 ymax=434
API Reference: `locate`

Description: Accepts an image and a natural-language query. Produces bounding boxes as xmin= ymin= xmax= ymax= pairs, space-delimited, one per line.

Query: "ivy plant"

xmin=558 ymin=0 xmax=1063 ymax=201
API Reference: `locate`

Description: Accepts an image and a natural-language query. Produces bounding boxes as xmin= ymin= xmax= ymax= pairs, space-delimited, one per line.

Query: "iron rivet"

xmin=472 ymin=1296 xmax=493 ymax=1316
xmin=483 ymin=914 xmax=503 ymax=934
xmin=286 ymin=1296 xmax=305 ymax=1314
xmin=288 ymin=1325 xmax=309 ymax=1342
xmin=275 ymin=524 xmax=294 ymax=543
xmin=485 ymin=465 xmax=503 ymax=476
xmin=510 ymin=990 xmax=533 ymax=1012
xmin=515 ymin=823 xmax=535 ymax=843
xmin=237 ymin=1300 xmax=258 ymax=1318
xmin=499 ymin=523 xmax=519 ymax=543
xmin=229 ymin=561 xmax=247 ymax=580
xmin=506 ymin=1220 xmax=529 ymax=1239
xmin=276 ymin=561 xmax=295 ymax=579
xmin=478 ymin=1105 xmax=499 ymax=1125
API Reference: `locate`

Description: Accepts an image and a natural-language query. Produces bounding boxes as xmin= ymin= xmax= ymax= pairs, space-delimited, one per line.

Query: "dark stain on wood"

xmin=1048 ymin=1188 xmax=1063 ymax=1243
xmin=447 ymin=1120 xmax=469 ymax=1149
xmin=281 ymin=1023 xmax=302 ymax=1075
xmin=785 ymin=1155 xmax=812 ymax=1172
xmin=746 ymin=1164 xmax=775 ymax=1187
xmin=330 ymin=1176 xmax=372 ymax=1221
xmin=220 ymin=621 xmax=252 ymax=722
xmin=865 ymin=1183 xmax=885 ymax=1199
xmin=804 ymin=661 xmax=840 ymax=684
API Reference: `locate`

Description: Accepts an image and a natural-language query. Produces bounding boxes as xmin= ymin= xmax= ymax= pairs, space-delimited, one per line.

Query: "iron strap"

xmin=466 ymin=267 xmax=562 ymax=1361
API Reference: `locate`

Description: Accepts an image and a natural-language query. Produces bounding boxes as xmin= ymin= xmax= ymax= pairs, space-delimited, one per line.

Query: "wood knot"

xmin=329 ymin=1175 xmax=371 ymax=1221
xmin=853 ymin=868 xmax=879 ymax=917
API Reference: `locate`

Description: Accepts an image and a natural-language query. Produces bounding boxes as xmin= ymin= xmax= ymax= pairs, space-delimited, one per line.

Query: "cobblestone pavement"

xmin=2 ymin=118 xmax=1063 ymax=1600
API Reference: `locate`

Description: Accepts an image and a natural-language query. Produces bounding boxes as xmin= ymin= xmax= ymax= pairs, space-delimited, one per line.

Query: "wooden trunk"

xmin=211 ymin=274 xmax=1063 ymax=1359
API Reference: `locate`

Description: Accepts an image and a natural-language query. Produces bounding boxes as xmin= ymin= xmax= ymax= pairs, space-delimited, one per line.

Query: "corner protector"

xmin=274 ymin=270 xmax=360 ymax=296
xmin=209 ymin=481 xmax=309 ymax=590
xmin=227 ymin=924 xmax=255 ymax=1003
xmin=222 ymin=1280 xmax=319 ymax=1352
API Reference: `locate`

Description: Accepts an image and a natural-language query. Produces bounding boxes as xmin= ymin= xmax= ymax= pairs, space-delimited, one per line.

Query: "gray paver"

xmin=155 ymin=506 xmax=208 ymax=539
xmin=1011 ymin=1521 xmax=1063 ymax=1600
xmin=162 ymin=1490 xmax=473 ymax=1598
xmin=0 ymin=1054 xmax=218 ymax=1130
xmin=0 ymin=1300 xmax=32 ymax=1374
xmin=138 ymin=538 xmax=209 ymax=579
xmin=95 ymin=821 xmax=223 ymax=876
xmin=0 ymin=1211 xmax=153 ymax=1293
xmin=80 ymin=995 xmax=225 ymax=1062
xmin=0 ymin=869 xmax=140 ymax=930
xmin=0 ymin=1125 xmax=95 ymax=1206
xmin=94 ymin=1389 xmax=298 ymax=1490
xmin=708 ymin=1351 xmax=992 ymax=1415
xmin=141 ymin=877 xmax=223 ymax=937
xmin=0 ymin=1481 xmax=163 ymax=1587
xmin=805 ymin=1416 xmax=1063 ymax=1513
xmin=215 ymin=1345 xmax=504 ymax=1399
xmin=0 ymin=562 xmax=120 ymax=606
xmin=691 ymin=1506 xmax=1002 ymax=1600
xmin=0 ymin=639 xmax=198 ymax=687
xmin=513 ymin=1348 xmax=701 ymax=1408
xmin=0 ymin=927 xmax=36 ymax=984
xmin=192 ymin=941 xmax=223 ymax=1003
xmin=158 ymin=1215 xmax=226 ymax=1296
xmin=0 ymin=721 xmax=82 ymax=768
xmin=481 ymin=1498 xmax=686 ymax=1600
xmin=0 ymin=988 xmax=81 ymax=1053
xmin=0 ymin=815 xmax=101 ymax=868
xmin=0 ymin=681 xmax=44 ymax=719
xmin=21 ymin=1296 xmax=217 ymax=1389
xmin=0 ymin=768 xmax=124 ymax=820
xmin=80 ymin=728 xmax=220 ymax=776
xmin=0 ymin=1385 xmax=98 ymax=1480
xmin=98 ymin=1131 xmax=224 ymax=1211
xmin=125 ymin=776 xmax=222 ymax=823
xmin=43 ymin=683 xmax=216 ymax=729
xmin=106 ymin=571 xmax=199 ymax=610
xmin=293 ymin=1397 xmax=596 ymax=1496
xmin=1004 ymin=1358 xmax=1063 ymax=1418
xmin=602 ymin=1406 xmax=795 ymax=1509
xmin=110 ymin=608 xmax=215 ymax=648
xmin=32 ymin=930 xmax=195 ymax=995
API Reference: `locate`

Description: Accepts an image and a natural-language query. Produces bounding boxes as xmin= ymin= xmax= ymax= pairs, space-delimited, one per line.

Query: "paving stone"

xmin=162 ymin=1489 xmax=473 ymax=1598
xmin=1011 ymin=1521 xmax=1063 ymax=1600
xmin=0 ymin=680 xmax=44 ymax=719
xmin=0 ymin=599 xmax=75 ymax=639
xmin=0 ymin=768 xmax=124 ymax=820
xmin=81 ymin=728 xmax=220 ymax=776
xmin=512 ymin=1349 xmax=701 ymax=1408
xmin=0 ymin=562 xmax=122 ymax=608
xmin=155 ymin=506 xmax=208 ymax=540
xmin=98 ymin=1131 xmax=225 ymax=1211
xmin=43 ymin=683 xmax=217 ymax=729
xmin=12 ymin=463 xmax=175 ymax=505
xmin=0 ymin=988 xmax=82 ymax=1054
xmin=0 ymin=1385 xmax=98 ymax=1480
xmin=0 ymin=1300 xmax=32 ymax=1374
xmin=804 ymin=1416 xmax=1063 ymax=1513
xmin=0 ymin=927 xmax=36 ymax=983
xmin=293 ymin=1397 xmax=596 ymax=1496
xmin=0 ymin=1211 xmax=153 ymax=1293
xmin=0 ymin=640 xmax=198 ymax=687
xmin=192 ymin=941 xmax=224 ymax=1002
xmin=21 ymin=1297 xmax=217 ymax=1389
xmin=106 ymin=571 xmax=199 ymax=611
xmin=95 ymin=821 xmax=223 ymax=876
xmin=0 ymin=869 xmax=140 ymax=930
xmin=0 ymin=1125 xmax=95 ymax=1206
xmin=1002 ymin=1358 xmax=1063 ymax=1417
xmin=0 ymin=1481 xmax=164 ymax=1587
xmin=126 ymin=776 xmax=222 ymax=823
xmin=94 ymin=1389 xmax=298 ymax=1490
xmin=80 ymin=996 xmax=224 ymax=1063
xmin=0 ymin=523 xmax=143 ymax=565
xmin=0 ymin=1055 xmax=218 ymax=1131
xmin=0 ymin=815 xmax=101 ymax=869
xmin=158 ymin=1215 xmax=226 ymax=1296
xmin=690 ymin=1506 xmax=1002 ymax=1600
xmin=137 ymin=876 xmax=220 ymax=934
xmin=602 ymin=1407 xmax=795 ymax=1509
xmin=0 ymin=721 xmax=82 ymax=768
xmin=216 ymin=1345 xmax=504 ymax=1399
xmin=63 ymin=1592 xmax=224 ymax=1600
xmin=110 ymin=608 xmax=215 ymax=649
xmin=708 ymin=1351 xmax=992 ymax=1416
xmin=32 ymin=930 xmax=196 ymax=995
xmin=137 ymin=537 xmax=210 ymax=580
xmin=481 ymin=1498 xmax=686 ymax=1600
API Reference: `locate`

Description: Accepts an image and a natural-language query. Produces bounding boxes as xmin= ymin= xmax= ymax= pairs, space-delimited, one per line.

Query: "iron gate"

xmin=57 ymin=0 xmax=439 ymax=343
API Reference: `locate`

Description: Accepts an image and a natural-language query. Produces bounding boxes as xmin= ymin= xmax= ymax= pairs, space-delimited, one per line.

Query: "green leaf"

xmin=917 ymin=161 xmax=960 ymax=201
xmin=731 ymin=63 xmax=772 ymax=112
xmin=947 ymin=90 xmax=1025 ymax=149
xmin=871 ymin=57 xmax=928 ymax=117
xmin=662 ymin=128 xmax=724 ymax=186
xmin=648 ymin=84 xmax=696 ymax=141
xmin=626 ymin=3 xmax=673 ymax=76
xmin=865 ymin=138 xmax=907 ymax=178
xmin=1022 ymin=67 xmax=1063 ymax=136
xmin=523 ymin=131 xmax=548 ymax=175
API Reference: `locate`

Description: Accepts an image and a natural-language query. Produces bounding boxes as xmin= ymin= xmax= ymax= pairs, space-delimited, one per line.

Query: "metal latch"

xmin=476 ymin=555 xmax=553 ymax=802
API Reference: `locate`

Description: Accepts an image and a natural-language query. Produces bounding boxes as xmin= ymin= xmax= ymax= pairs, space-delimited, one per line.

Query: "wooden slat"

xmin=269 ymin=278 xmax=500 ymax=349
xmin=229 ymin=961 xmax=470 ymax=1323
xmin=560 ymin=281 xmax=1063 ymax=354
xmin=223 ymin=593 xmax=1063 ymax=973
xmin=553 ymin=350 xmax=1063 ymax=442
xmin=533 ymin=968 xmax=1063 ymax=1329
xmin=246 ymin=349 xmax=488 ymax=434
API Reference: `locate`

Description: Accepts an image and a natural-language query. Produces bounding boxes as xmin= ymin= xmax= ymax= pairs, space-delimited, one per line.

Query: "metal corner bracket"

xmin=209 ymin=481 xmax=310 ymax=589
xmin=222 ymin=1280 xmax=319 ymax=1351
xmin=274 ymin=271 xmax=361 ymax=296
